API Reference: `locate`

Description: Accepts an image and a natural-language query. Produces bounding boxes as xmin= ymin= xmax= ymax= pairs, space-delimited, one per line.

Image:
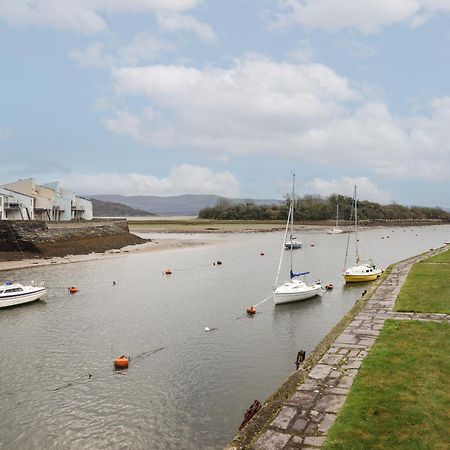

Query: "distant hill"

xmin=90 ymin=198 xmax=155 ymax=217
xmin=90 ymin=194 xmax=283 ymax=216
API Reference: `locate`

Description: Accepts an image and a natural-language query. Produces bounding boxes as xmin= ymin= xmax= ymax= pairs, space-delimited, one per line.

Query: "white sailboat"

xmin=273 ymin=175 xmax=322 ymax=305
xmin=343 ymin=186 xmax=382 ymax=283
xmin=327 ymin=204 xmax=343 ymax=234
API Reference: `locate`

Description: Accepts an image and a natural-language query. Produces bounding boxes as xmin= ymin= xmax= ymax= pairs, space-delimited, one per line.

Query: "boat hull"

xmin=0 ymin=288 xmax=47 ymax=308
xmin=327 ymin=229 xmax=343 ymax=234
xmin=273 ymin=285 xmax=321 ymax=305
xmin=343 ymin=272 xmax=381 ymax=283
xmin=285 ymin=242 xmax=302 ymax=250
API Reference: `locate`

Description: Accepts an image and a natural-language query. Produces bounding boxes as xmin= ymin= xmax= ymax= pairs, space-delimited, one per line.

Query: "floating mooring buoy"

xmin=114 ymin=356 xmax=129 ymax=369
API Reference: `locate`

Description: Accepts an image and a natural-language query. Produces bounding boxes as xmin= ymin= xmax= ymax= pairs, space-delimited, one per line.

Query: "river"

xmin=0 ymin=225 xmax=448 ymax=449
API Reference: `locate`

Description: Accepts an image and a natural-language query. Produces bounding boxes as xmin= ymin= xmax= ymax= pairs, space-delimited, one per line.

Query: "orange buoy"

xmin=164 ymin=269 xmax=172 ymax=275
xmin=325 ymin=284 xmax=333 ymax=290
xmin=246 ymin=306 xmax=256 ymax=315
xmin=114 ymin=356 xmax=129 ymax=369
xmin=68 ymin=287 xmax=78 ymax=294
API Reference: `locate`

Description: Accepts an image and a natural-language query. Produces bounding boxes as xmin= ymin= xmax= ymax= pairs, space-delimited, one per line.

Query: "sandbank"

xmin=0 ymin=238 xmax=211 ymax=273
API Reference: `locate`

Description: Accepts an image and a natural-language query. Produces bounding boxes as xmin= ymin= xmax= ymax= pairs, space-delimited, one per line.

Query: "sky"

xmin=0 ymin=0 xmax=449 ymax=207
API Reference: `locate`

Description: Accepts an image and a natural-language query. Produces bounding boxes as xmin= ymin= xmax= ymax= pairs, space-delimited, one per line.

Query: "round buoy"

xmin=68 ymin=287 xmax=78 ymax=294
xmin=114 ymin=356 xmax=129 ymax=369
xmin=164 ymin=269 xmax=172 ymax=275
xmin=246 ymin=306 xmax=256 ymax=315
xmin=260 ymin=252 xmax=265 ymax=256
xmin=216 ymin=260 xmax=222 ymax=265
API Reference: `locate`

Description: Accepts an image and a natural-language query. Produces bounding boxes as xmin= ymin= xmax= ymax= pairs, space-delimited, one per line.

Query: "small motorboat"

xmin=0 ymin=282 xmax=47 ymax=308
xmin=284 ymin=235 xmax=303 ymax=250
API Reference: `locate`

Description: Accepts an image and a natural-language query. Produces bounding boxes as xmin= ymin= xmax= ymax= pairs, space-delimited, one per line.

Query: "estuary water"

xmin=0 ymin=225 xmax=448 ymax=449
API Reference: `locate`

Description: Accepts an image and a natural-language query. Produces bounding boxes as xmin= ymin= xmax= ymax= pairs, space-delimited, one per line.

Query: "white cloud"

xmin=69 ymin=34 xmax=173 ymax=68
xmin=103 ymin=56 xmax=450 ymax=183
xmin=61 ymin=164 xmax=240 ymax=196
xmin=0 ymin=0 xmax=203 ymax=34
xmin=304 ymin=176 xmax=393 ymax=203
xmin=276 ymin=0 xmax=450 ymax=33
xmin=117 ymin=33 xmax=174 ymax=65
xmin=156 ymin=13 xmax=216 ymax=43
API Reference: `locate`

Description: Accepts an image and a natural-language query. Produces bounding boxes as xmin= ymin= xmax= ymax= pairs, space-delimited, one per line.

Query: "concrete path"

xmin=251 ymin=255 xmax=450 ymax=449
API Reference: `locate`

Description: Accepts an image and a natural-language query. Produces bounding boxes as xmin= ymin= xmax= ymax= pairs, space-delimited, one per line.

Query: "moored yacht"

xmin=343 ymin=186 xmax=382 ymax=283
xmin=0 ymin=282 xmax=47 ymax=308
xmin=343 ymin=262 xmax=382 ymax=282
xmin=327 ymin=204 xmax=343 ymax=234
xmin=274 ymin=174 xmax=322 ymax=305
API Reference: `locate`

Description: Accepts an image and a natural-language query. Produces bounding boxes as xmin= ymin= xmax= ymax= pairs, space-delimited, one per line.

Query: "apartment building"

xmin=0 ymin=178 xmax=92 ymax=221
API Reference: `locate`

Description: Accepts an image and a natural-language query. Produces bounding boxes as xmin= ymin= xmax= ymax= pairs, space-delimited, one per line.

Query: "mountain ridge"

xmin=89 ymin=194 xmax=283 ymax=216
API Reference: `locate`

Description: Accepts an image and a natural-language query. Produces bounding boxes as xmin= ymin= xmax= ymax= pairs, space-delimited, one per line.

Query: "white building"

xmin=74 ymin=196 xmax=93 ymax=221
xmin=0 ymin=178 xmax=92 ymax=221
xmin=0 ymin=187 xmax=35 ymax=220
xmin=0 ymin=193 xmax=4 ymax=220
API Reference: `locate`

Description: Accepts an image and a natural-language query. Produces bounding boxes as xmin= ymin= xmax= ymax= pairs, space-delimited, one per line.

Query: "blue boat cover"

xmin=290 ymin=271 xmax=309 ymax=278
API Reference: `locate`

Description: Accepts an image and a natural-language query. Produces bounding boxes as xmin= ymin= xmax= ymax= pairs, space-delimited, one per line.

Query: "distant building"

xmin=0 ymin=178 xmax=92 ymax=221
xmin=0 ymin=192 xmax=4 ymax=220
xmin=0 ymin=187 xmax=35 ymax=220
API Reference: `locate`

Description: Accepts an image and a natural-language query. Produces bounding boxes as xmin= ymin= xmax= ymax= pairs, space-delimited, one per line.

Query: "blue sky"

xmin=0 ymin=0 xmax=449 ymax=207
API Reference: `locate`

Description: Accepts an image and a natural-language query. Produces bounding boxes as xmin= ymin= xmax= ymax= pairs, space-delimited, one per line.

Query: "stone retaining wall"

xmin=0 ymin=220 xmax=131 ymax=253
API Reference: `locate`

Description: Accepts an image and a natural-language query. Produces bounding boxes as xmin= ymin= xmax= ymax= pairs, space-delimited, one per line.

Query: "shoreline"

xmin=128 ymin=220 xmax=448 ymax=234
xmin=0 ymin=238 xmax=212 ymax=273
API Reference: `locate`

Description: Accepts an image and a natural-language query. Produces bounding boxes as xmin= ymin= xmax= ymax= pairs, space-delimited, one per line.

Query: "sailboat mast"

xmin=275 ymin=202 xmax=292 ymax=286
xmin=290 ymin=173 xmax=295 ymax=275
xmin=336 ymin=204 xmax=339 ymax=228
xmin=354 ymin=185 xmax=360 ymax=264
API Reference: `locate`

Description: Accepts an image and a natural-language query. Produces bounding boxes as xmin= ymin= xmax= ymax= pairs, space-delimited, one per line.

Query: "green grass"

xmin=324 ymin=320 xmax=450 ymax=450
xmin=395 ymin=250 xmax=450 ymax=314
xmin=424 ymin=249 xmax=450 ymax=264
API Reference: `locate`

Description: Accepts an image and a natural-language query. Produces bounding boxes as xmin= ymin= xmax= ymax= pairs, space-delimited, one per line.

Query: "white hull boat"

xmin=327 ymin=204 xmax=343 ymax=234
xmin=327 ymin=228 xmax=343 ymax=234
xmin=285 ymin=239 xmax=303 ymax=249
xmin=0 ymin=282 xmax=47 ymax=308
xmin=274 ymin=279 xmax=322 ymax=305
xmin=273 ymin=174 xmax=322 ymax=305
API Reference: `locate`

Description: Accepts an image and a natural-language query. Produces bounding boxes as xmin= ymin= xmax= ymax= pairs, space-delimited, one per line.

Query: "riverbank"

xmin=128 ymin=219 xmax=448 ymax=234
xmin=227 ymin=245 xmax=449 ymax=449
xmin=0 ymin=238 xmax=211 ymax=272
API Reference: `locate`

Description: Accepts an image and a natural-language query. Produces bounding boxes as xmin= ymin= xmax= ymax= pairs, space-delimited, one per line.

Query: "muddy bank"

xmin=128 ymin=219 xmax=448 ymax=234
xmin=0 ymin=233 xmax=145 ymax=261
xmin=0 ymin=220 xmax=147 ymax=261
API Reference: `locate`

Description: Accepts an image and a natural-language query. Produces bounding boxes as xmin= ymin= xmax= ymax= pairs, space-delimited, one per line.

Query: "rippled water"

xmin=0 ymin=225 xmax=448 ymax=449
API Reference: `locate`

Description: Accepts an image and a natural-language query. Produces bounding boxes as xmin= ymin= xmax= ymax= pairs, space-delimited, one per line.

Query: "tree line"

xmin=198 ymin=194 xmax=450 ymax=222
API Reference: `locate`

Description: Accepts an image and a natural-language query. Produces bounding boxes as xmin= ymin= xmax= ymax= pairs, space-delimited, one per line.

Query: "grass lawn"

xmin=324 ymin=320 xmax=450 ymax=450
xmin=395 ymin=249 xmax=450 ymax=314
xmin=424 ymin=248 xmax=450 ymax=264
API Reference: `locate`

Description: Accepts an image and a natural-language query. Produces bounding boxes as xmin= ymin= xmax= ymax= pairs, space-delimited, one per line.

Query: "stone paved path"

xmin=251 ymin=255 xmax=450 ymax=449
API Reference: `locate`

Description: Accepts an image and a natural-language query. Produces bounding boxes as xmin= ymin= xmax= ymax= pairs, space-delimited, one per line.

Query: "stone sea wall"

xmin=0 ymin=220 xmax=140 ymax=254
